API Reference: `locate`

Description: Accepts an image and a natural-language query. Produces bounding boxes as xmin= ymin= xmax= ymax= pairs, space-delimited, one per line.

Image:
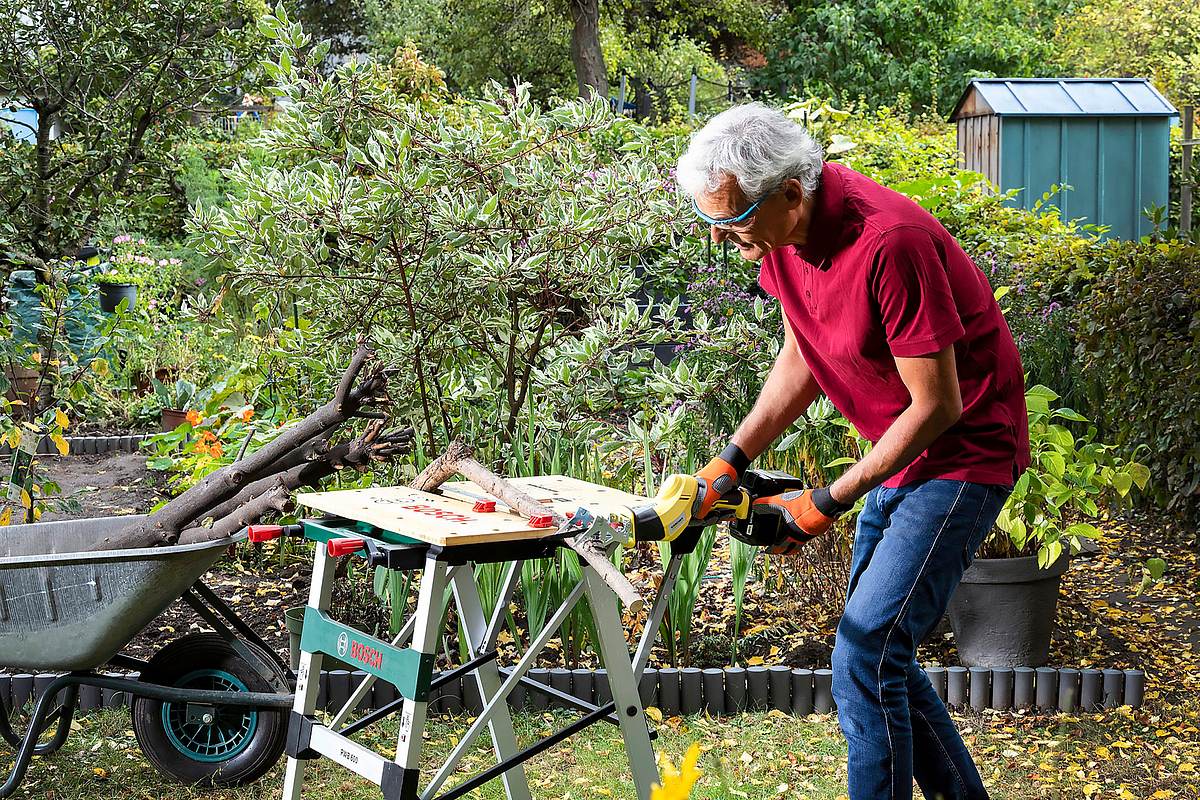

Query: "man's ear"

xmin=781 ymin=177 xmax=805 ymax=208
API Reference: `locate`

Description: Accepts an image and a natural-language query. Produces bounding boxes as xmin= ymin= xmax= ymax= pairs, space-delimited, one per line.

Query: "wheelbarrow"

xmin=0 ymin=515 xmax=295 ymax=798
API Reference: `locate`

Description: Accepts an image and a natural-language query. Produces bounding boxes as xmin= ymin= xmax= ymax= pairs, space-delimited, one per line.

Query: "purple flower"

xmin=195 ymin=277 xmax=207 ymax=287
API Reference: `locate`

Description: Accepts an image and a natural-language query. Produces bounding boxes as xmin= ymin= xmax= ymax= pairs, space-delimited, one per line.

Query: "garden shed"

xmin=948 ymin=78 xmax=1177 ymax=240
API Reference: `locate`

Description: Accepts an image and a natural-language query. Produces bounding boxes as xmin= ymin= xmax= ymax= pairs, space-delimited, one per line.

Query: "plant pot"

xmin=285 ymin=606 xmax=353 ymax=672
xmin=4 ymin=365 xmax=40 ymax=407
xmin=948 ymin=552 xmax=1070 ymax=667
xmin=98 ymin=282 xmax=137 ymax=313
xmin=160 ymin=407 xmax=189 ymax=432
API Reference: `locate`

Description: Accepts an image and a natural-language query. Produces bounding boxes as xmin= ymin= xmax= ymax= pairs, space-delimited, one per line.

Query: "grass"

xmin=6 ymin=700 xmax=1198 ymax=799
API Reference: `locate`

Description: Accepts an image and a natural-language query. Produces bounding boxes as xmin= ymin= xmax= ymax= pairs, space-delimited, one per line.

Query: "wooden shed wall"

xmin=956 ymin=115 xmax=999 ymax=186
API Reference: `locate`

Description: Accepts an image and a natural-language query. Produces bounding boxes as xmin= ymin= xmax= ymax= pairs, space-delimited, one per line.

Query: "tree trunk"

xmin=569 ymin=0 xmax=608 ymax=98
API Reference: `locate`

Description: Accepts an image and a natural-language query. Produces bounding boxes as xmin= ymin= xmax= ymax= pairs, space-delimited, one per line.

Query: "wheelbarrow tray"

xmin=0 ymin=515 xmax=244 ymax=670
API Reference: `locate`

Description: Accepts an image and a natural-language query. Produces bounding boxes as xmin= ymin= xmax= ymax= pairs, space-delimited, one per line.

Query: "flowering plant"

xmin=145 ymin=403 xmax=263 ymax=492
xmin=95 ymin=234 xmax=183 ymax=285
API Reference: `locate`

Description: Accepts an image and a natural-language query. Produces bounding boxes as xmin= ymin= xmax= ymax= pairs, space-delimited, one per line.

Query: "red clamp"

xmin=472 ymin=500 xmax=497 ymax=513
xmin=247 ymin=525 xmax=283 ymax=543
xmin=327 ymin=537 xmax=366 ymax=557
xmin=528 ymin=513 xmax=555 ymax=529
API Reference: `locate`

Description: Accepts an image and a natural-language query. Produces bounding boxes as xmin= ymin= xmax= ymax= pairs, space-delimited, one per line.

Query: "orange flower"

xmin=240 ymin=406 xmax=254 ymax=422
xmin=186 ymin=410 xmax=201 ymax=426
xmin=209 ymin=442 xmax=223 ymax=458
xmin=200 ymin=429 xmax=218 ymax=443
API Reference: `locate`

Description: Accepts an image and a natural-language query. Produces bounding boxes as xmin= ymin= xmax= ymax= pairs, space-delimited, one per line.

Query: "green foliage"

xmin=601 ymin=28 xmax=733 ymax=123
xmin=755 ymin=0 xmax=1069 ymax=116
xmin=1052 ymin=0 xmax=1200 ymax=106
xmin=0 ymin=0 xmax=266 ymax=263
xmin=728 ymin=536 xmax=755 ymax=662
xmin=989 ymin=385 xmax=1150 ymax=567
xmin=658 ymin=528 xmax=716 ymax=667
xmin=365 ymin=0 xmax=575 ymax=96
xmin=1073 ymin=241 xmax=1200 ymax=519
xmin=198 ymin=10 xmax=687 ymax=467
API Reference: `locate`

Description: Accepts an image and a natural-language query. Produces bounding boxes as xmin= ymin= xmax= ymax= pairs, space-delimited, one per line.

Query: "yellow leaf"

xmin=0 ymin=507 xmax=12 ymax=526
xmin=645 ymin=706 xmax=663 ymax=724
xmin=1179 ymin=763 xmax=1195 ymax=773
xmin=746 ymin=656 xmax=764 ymax=666
xmin=51 ymin=434 xmax=68 ymax=456
xmin=90 ymin=358 xmax=110 ymax=377
xmin=19 ymin=488 xmax=31 ymax=510
xmin=6 ymin=429 xmax=20 ymax=448
xmin=1095 ymin=746 xmax=1110 ymax=759
xmin=92 ymin=767 xmax=107 ymax=778
xmin=54 ymin=408 xmax=69 ymax=430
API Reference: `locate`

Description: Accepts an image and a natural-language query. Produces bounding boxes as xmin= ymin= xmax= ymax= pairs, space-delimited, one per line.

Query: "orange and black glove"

xmin=754 ymin=487 xmax=853 ymax=555
xmin=694 ymin=443 xmax=751 ymax=520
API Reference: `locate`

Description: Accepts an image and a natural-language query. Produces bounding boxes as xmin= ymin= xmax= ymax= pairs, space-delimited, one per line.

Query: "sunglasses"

xmin=691 ymin=189 xmax=774 ymax=230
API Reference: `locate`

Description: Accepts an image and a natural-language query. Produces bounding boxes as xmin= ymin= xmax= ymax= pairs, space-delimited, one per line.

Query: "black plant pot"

xmin=948 ymin=552 xmax=1070 ymax=667
xmin=99 ymin=282 xmax=137 ymax=313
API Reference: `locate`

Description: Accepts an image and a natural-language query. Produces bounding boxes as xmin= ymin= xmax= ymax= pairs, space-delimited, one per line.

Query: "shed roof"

xmin=948 ymin=78 xmax=1177 ymax=121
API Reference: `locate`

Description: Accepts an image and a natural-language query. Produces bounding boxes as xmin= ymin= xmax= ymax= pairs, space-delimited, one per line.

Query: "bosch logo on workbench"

xmin=399 ymin=503 xmax=472 ymax=524
xmin=350 ymin=639 xmax=384 ymax=669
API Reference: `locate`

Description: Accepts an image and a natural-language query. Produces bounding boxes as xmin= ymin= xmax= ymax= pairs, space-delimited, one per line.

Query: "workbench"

xmin=274 ymin=475 xmax=703 ymax=800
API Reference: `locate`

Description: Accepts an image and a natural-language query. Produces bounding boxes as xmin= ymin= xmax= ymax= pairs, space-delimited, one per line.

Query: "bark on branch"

xmin=412 ymin=441 xmax=643 ymax=612
xmin=96 ymin=342 xmax=409 ymax=550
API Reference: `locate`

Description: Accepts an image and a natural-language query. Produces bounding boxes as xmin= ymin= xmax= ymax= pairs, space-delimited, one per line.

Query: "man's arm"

xmin=827 ymin=343 xmax=962 ymax=505
xmin=730 ymin=318 xmax=822 ymax=461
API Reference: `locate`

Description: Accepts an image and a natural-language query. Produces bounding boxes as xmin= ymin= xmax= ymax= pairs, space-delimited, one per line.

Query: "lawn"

xmin=8 ymin=700 xmax=1198 ymax=800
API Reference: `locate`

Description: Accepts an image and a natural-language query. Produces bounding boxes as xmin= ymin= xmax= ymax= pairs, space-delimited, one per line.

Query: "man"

xmin=676 ymin=103 xmax=1029 ymax=800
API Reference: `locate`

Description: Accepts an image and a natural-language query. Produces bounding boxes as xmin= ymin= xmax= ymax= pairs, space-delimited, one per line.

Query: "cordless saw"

xmin=624 ymin=468 xmax=808 ymax=548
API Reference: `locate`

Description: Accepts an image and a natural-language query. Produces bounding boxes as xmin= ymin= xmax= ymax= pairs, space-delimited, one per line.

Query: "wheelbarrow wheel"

xmin=131 ymin=632 xmax=287 ymax=787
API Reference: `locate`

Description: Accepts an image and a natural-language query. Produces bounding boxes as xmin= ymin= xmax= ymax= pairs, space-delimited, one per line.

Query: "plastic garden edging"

xmin=0 ymin=665 xmax=1146 ymax=719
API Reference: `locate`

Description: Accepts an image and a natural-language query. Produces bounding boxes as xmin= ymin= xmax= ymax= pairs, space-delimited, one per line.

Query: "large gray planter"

xmin=948 ymin=552 xmax=1070 ymax=667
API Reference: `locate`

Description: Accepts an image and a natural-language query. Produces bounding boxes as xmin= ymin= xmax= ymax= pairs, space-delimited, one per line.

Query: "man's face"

xmin=693 ymin=175 xmax=807 ymax=262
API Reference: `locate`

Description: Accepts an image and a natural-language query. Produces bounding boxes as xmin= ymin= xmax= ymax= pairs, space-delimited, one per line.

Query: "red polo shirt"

xmin=758 ymin=162 xmax=1030 ymax=488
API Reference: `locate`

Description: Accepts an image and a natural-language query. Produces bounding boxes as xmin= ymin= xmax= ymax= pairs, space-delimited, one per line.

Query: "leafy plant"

xmin=657 ymin=528 xmax=716 ymax=668
xmin=152 ymin=378 xmax=198 ymax=412
xmin=986 ymin=385 xmax=1150 ymax=567
xmin=0 ymin=0 xmax=265 ymax=267
xmin=728 ymin=536 xmax=755 ymax=663
xmin=1073 ymin=240 xmax=1200 ymax=523
xmin=196 ymin=8 xmax=686 ymax=466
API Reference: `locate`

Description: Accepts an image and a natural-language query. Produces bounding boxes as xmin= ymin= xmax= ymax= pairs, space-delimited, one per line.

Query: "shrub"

xmin=1073 ymin=240 xmax=1200 ymax=521
xmin=195 ymin=9 xmax=688 ymax=466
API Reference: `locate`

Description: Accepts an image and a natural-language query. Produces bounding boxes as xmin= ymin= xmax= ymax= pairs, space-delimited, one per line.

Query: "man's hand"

xmin=694 ymin=443 xmax=750 ymax=519
xmin=754 ymin=487 xmax=850 ymax=555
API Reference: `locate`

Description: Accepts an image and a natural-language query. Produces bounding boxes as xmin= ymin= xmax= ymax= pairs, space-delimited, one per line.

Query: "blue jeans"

xmin=832 ymin=479 xmax=1011 ymax=800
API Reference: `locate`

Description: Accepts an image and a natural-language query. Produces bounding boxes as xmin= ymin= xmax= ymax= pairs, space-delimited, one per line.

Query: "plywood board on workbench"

xmin=440 ymin=475 xmax=647 ymax=517
xmin=296 ymin=475 xmax=647 ymax=547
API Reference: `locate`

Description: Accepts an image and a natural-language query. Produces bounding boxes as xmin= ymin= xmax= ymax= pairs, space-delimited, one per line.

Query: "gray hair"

xmin=675 ymin=103 xmax=824 ymax=202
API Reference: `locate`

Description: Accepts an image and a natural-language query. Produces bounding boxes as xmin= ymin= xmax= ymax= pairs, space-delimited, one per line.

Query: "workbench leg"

xmin=583 ymin=565 xmax=659 ymax=800
xmin=282 ymin=542 xmax=337 ymax=800
xmin=394 ymin=557 xmax=450 ymax=794
xmin=451 ymin=567 xmax=533 ymax=800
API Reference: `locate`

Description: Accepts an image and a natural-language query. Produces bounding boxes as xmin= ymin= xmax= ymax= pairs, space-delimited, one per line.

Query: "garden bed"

xmin=17 ymin=452 xmax=1196 ymax=706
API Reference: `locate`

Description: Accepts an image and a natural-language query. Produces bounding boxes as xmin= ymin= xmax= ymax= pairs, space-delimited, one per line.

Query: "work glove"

xmin=694 ymin=443 xmax=751 ymax=519
xmin=754 ymin=487 xmax=852 ymax=555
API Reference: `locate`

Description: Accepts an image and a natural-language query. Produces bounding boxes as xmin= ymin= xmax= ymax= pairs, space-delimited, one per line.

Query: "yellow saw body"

xmin=626 ymin=473 xmax=750 ymax=542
